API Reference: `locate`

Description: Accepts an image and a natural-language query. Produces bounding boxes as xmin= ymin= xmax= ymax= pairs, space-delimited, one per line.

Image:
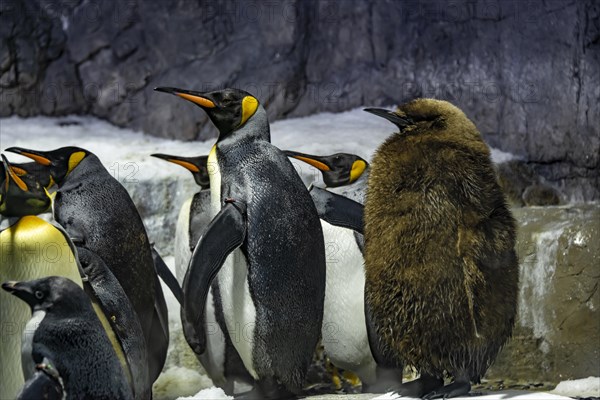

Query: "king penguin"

xmin=0 ymin=155 xmax=83 ymax=400
xmin=151 ymin=153 xmax=253 ymax=395
xmin=283 ymin=151 xmax=383 ymax=389
xmin=5 ymin=145 xmax=168 ymax=392
xmin=362 ymin=100 xmax=518 ymax=398
xmin=155 ymin=86 xmax=326 ymax=399
xmin=0 ymin=154 xmax=151 ymax=399
xmin=2 ymin=277 xmax=133 ymax=400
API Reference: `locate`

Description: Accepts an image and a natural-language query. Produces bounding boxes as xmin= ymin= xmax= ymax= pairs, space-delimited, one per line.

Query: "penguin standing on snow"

xmin=152 ymin=153 xmax=253 ymax=395
xmin=5 ymin=145 xmax=168 ymax=393
xmin=363 ymin=100 xmax=518 ymax=398
xmin=2 ymin=277 xmax=133 ymax=400
xmin=155 ymin=86 xmax=326 ymax=399
xmin=0 ymin=155 xmax=82 ymax=399
xmin=0 ymin=153 xmax=151 ymax=400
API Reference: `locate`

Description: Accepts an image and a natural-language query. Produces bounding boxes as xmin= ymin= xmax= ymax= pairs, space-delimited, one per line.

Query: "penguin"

xmin=151 ymin=152 xmax=253 ymax=395
xmin=362 ymin=100 xmax=519 ymax=398
xmin=2 ymin=277 xmax=134 ymax=400
xmin=284 ymin=151 xmax=368 ymax=188
xmin=5 ymin=145 xmax=169 ymax=387
xmin=0 ymin=156 xmax=83 ymax=399
xmin=155 ymin=86 xmax=326 ymax=399
xmin=0 ymin=154 xmax=51 ymax=217
xmin=0 ymin=155 xmax=150 ymax=400
xmin=278 ymin=151 xmax=379 ymax=388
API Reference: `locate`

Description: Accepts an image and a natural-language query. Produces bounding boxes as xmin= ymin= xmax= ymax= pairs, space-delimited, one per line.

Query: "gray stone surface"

xmin=0 ymin=0 xmax=598 ymax=199
xmin=487 ymin=204 xmax=600 ymax=383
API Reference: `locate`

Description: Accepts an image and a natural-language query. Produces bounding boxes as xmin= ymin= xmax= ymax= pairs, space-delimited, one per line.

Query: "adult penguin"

xmin=152 ymin=153 xmax=253 ymax=395
xmin=363 ymin=100 xmax=518 ymax=398
xmin=2 ymin=277 xmax=133 ymax=400
xmin=280 ymin=152 xmax=378 ymax=388
xmin=0 ymin=154 xmax=151 ymax=399
xmin=284 ymin=151 xmax=368 ymax=188
xmin=0 ymin=155 xmax=81 ymax=399
xmin=5 ymin=145 xmax=169 ymax=386
xmin=155 ymin=86 xmax=326 ymax=399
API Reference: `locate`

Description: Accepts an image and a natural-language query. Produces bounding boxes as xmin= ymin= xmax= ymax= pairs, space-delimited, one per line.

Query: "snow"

xmin=552 ymin=376 xmax=600 ymax=398
xmin=176 ymin=386 xmax=232 ymax=400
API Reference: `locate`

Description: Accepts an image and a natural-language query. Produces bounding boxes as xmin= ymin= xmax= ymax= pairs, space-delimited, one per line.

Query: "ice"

xmin=552 ymin=376 xmax=600 ymax=398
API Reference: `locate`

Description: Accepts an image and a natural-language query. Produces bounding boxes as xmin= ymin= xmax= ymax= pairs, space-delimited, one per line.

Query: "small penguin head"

xmin=154 ymin=87 xmax=262 ymax=138
xmin=285 ymin=150 xmax=369 ymax=187
xmin=0 ymin=154 xmax=51 ymax=217
xmin=151 ymin=153 xmax=210 ymax=189
xmin=5 ymin=146 xmax=89 ymax=185
xmin=2 ymin=277 xmax=85 ymax=314
xmin=365 ymin=99 xmax=479 ymax=139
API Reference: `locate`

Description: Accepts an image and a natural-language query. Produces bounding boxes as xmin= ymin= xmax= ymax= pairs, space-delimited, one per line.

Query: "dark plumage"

xmin=364 ymin=99 xmax=518 ymax=398
xmin=2 ymin=277 xmax=133 ymax=400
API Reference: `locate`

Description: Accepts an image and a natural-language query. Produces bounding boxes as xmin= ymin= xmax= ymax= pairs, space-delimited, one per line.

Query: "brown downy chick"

xmin=363 ymin=99 xmax=518 ymax=399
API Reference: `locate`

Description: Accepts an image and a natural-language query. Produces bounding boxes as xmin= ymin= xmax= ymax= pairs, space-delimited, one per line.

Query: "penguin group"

xmin=1 ymin=88 xmax=518 ymax=400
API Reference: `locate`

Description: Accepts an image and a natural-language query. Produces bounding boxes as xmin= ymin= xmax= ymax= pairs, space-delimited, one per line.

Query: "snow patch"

xmin=490 ymin=147 xmax=516 ymax=164
xmin=518 ymin=222 xmax=569 ymax=344
xmin=152 ymin=366 xmax=213 ymax=400
xmin=176 ymin=386 xmax=232 ymax=400
xmin=552 ymin=376 xmax=600 ymax=398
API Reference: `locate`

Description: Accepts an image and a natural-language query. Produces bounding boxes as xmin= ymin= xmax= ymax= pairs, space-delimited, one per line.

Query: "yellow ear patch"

xmin=169 ymin=159 xmax=200 ymax=173
xmin=349 ymin=160 xmax=367 ymax=183
xmin=67 ymin=151 xmax=86 ymax=174
xmin=240 ymin=96 xmax=259 ymax=126
xmin=293 ymin=156 xmax=331 ymax=171
xmin=176 ymin=93 xmax=216 ymax=108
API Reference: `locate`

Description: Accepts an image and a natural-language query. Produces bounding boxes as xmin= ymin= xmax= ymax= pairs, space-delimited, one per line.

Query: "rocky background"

xmin=0 ymin=0 xmax=598 ymax=200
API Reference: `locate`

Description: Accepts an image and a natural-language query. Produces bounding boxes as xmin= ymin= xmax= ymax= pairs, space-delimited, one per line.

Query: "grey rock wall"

xmin=0 ymin=0 xmax=598 ymax=199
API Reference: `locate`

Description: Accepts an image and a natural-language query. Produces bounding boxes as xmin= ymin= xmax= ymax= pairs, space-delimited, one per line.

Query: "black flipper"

xmin=148 ymin=273 xmax=169 ymax=383
xmin=77 ymin=247 xmax=151 ymax=400
xmin=151 ymin=245 xmax=183 ymax=305
xmin=309 ymin=186 xmax=364 ymax=234
xmin=17 ymin=359 xmax=63 ymax=400
xmin=182 ymin=201 xmax=247 ymax=354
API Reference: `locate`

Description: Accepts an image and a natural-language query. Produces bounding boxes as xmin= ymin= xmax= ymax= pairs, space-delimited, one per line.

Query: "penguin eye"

xmin=221 ymin=98 xmax=233 ymax=107
xmin=34 ymin=290 xmax=44 ymax=300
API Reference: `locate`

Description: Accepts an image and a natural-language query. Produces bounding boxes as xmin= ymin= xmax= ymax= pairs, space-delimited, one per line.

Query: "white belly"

xmin=175 ymin=197 xmax=193 ymax=285
xmin=201 ymin=287 xmax=227 ymax=384
xmin=0 ymin=216 xmax=82 ymax=399
xmin=208 ymin=146 xmax=258 ymax=379
xmin=21 ymin=310 xmax=47 ymax=380
xmin=320 ymin=220 xmax=377 ymax=384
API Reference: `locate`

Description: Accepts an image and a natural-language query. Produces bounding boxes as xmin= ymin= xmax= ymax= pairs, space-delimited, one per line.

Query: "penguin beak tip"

xmin=1 ymin=281 xmax=18 ymax=292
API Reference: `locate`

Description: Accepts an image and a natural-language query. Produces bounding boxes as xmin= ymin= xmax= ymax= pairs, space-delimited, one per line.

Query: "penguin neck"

xmin=57 ymin=153 xmax=103 ymax=187
xmin=217 ymin=106 xmax=270 ymax=150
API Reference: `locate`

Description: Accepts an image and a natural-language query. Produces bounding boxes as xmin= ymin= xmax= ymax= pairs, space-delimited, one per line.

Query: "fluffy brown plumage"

xmin=364 ymin=99 xmax=518 ymax=392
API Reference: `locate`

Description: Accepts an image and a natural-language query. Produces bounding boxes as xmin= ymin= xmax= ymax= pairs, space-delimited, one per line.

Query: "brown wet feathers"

xmin=364 ymin=98 xmax=518 ymax=381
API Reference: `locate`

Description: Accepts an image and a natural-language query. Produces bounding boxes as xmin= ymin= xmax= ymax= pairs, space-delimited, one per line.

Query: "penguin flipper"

xmin=17 ymin=359 xmax=64 ymax=400
xmin=77 ymin=246 xmax=151 ymax=400
xmin=183 ymin=201 xmax=247 ymax=354
xmin=148 ymin=273 xmax=169 ymax=383
xmin=151 ymin=245 xmax=184 ymax=305
xmin=309 ymin=186 xmax=364 ymax=234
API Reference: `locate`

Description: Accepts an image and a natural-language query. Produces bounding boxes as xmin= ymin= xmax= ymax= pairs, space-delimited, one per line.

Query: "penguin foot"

xmin=362 ymin=366 xmax=403 ymax=393
xmin=394 ymin=374 xmax=443 ymax=398
xmin=422 ymin=380 xmax=471 ymax=399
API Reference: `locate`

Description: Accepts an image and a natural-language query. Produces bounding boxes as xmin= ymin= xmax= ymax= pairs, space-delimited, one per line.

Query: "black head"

xmin=4 ymin=146 xmax=89 ymax=185
xmin=154 ymin=87 xmax=261 ymax=137
xmin=364 ymin=108 xmax=413 ymax=131
xmin=151 ymin=153 xmax=210 ymax=189
xmin=0 ymin=154 xmax=51 ymax=217
xmin=285 ymin=150 xmax=369 ymax=188
xmin=2 ymin=277 xmax=86 ymax=314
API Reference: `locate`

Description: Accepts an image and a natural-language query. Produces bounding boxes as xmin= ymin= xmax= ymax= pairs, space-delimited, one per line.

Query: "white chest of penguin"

xmin=208 ymin=147 xmax=258 ymax=379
